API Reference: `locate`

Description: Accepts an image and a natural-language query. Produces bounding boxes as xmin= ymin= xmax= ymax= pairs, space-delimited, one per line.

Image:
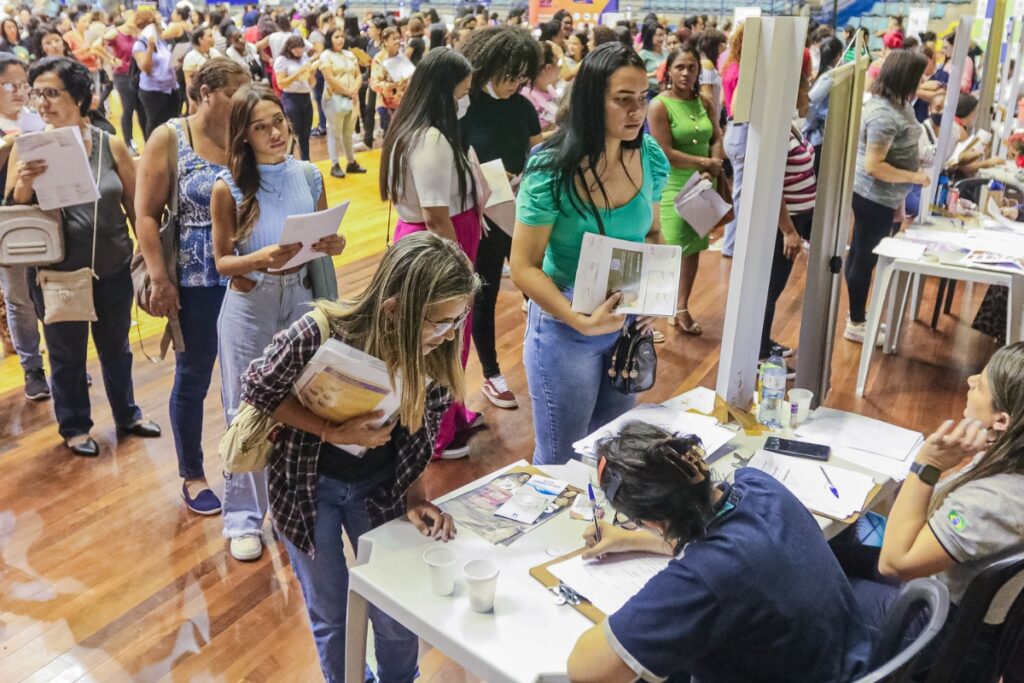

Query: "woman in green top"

xmin=648 ymin=44 xmax=724 ymax=335
xmin=510 ymin=43 xmax=669 ymax=466
xmin=637 ymin=21 xmax=666 ymax=100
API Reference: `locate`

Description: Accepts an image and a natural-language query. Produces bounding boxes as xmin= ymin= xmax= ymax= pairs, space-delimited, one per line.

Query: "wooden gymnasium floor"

xmin=0 ymin=119 xmax=1000 ymax=681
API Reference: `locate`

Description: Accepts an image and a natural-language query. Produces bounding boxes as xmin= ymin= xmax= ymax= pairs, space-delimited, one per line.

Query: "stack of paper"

xmin=571 ymin=233 xmax=682 ymax=317
xmin=479 ymin=158 xmax=516 ymax=236
xmin=794 ymin=408 xmax=923 ymax=481
xmin=293 ymin=339 xmax=401 ymax=455
xmin=661 ymin=386 xmax=717 ymax=415
xmin=494 ymin=475 xmax=568 ymax=524
xmin=14 ymin=126 xmax=99 ymax=210
xmin=573 ymin=403 xmax=734 ymax=460
xmin=672 ymin=172 xmax=732 ymax=237
xmin=548 ymin=552 xmax=670 ymax=616
xmin=270 ymin=202 xmax=350 ymax=272
xmin=873 ymin=237 xmax=927 ymax=261
xmin=748 ymin=450 xmax=877 ymax=520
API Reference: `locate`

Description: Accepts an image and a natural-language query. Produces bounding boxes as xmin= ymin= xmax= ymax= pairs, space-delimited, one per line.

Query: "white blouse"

xmin=392 ymin=127 xmax=475 ymax=222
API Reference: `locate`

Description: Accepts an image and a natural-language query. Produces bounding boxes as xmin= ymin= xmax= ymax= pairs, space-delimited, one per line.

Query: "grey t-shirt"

xmin=854 ymin=96 xmax=921 ymax=209
xmin=928 ymin=455 xmax=1024 ymax=621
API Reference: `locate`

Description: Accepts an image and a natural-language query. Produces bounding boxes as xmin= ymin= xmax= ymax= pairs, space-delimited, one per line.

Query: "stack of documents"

xmin=672 ymin=172 xmax=732 ymax=237
xmin=748 ymin=450 xmax=877 ymax=520
xmin=494 ymin=475 xmax=568 ymax=524
xmin=548 ymin=552 xmax=670 ymax=616
xmin=571 ymin=233 xmax=682 ymax=317
xmin=14 ymin=126 xmax=99 ymax=210
xmin=270 ymin=202 xmax=350 ymax=272
xmin=573 ymin=403 xmax=734 ymax=461
xmin=293 ymin=339 xmax=401 ymax=455
xmin=794 ymin=407 xmax=923 ymax=481
xmin=478 ymin=158 xmax=516 ymax=236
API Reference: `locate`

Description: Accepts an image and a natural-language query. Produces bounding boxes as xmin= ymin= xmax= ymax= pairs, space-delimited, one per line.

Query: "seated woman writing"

xmin=566 ymin=422 xmax=872 ymax=683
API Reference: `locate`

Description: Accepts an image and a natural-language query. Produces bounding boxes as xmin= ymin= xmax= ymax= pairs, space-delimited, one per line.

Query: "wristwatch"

xmin=910 ymin=461 xmax=941 ymax=486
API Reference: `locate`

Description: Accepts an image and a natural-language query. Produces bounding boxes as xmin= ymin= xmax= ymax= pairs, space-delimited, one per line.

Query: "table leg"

xmin=888 ymin=271 xmax=910 ymax=355
xmin=857 ymin=257 xmax=895 ymax=397
xmin=931 ymin=278 xmax=948 ymax=330
xmin=910 ymin=273 xmax=923 ymax=322
xmin=1007 ymin=277 xmax=1023 ymax=345
xmin=345 ymin=590 xmax=370 ymax=683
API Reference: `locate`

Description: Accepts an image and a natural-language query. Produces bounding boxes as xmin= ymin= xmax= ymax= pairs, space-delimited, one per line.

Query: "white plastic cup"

xmin=463 ymin=558 xmax=500 ymax=613
xmin=788 ymin=388 xmax=814 ymax=426
xmin=423 ymin=547 xmax=459 ymax=596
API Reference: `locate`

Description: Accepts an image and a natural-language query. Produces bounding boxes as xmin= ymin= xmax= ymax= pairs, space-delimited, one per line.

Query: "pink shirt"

xmin=721 ymin=61 xmax=740 ymax=119
xmin=522 ymin=84 xmax=558 ymax=130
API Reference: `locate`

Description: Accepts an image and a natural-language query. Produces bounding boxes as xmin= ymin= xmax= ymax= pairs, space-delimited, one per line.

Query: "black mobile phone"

xmin=763 ymin=437 xmax=831 ymax=462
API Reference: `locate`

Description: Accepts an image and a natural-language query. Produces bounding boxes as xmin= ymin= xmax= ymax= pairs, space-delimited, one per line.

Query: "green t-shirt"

xmin=515 ymin=134 xmax=670 ymax=289
xmin=638 ymin=48 xmax=666 ymax=91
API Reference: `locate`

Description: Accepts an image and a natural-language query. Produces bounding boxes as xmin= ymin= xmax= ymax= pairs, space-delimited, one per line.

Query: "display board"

xmin=529 ymin=0 xmax=618 ymax=28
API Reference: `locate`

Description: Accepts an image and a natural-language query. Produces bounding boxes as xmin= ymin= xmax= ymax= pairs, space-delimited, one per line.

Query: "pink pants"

xmin=393 ymin=207 xmax=481 ymax=456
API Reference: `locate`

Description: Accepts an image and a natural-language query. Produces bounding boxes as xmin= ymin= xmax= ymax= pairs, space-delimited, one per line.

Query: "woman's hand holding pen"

xmin=582 ymin=521 xmax=637 ymax=560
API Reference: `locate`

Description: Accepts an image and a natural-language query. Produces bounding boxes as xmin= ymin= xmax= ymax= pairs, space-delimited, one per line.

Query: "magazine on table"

xmin=293 ymin=339 xmax=402 ymax=456
xmin=571 ymin=233 xmax=682 ymax=317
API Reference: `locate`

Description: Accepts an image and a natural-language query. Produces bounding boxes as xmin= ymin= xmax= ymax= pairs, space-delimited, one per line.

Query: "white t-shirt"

xmin=182 ymin=47 xmax=222 ymax=73
xmin=392 ymin=127 xmax=475 ymax=222
xmin=320 ymin=49 xmax=359 ymax=95
xmin=269 ymin=31 xmax=312 ymax=59
xmin=274 ymin=54 xmax=313 ymax=93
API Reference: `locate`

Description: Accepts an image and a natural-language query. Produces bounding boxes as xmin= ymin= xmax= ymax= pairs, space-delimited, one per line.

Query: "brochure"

xmin=673 ymin=172 xmax=732 ymax=237
xmin=494 ymin=475 xmax=568 ymax=524
xmin=571 ymin=233 xmax=682 ymax=317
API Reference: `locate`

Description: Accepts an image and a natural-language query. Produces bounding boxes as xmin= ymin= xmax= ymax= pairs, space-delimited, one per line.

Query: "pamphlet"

xmin=494 ymin=475 xmax=568 ymax=524
xmin=571 ymin=233 xmax=682 ymax=317
xmin=271 ymin=202 xmax=350 ymax=272
xmin=382 ymin=54 xmax=415 ymax=82
xmin=479 ymin=158 xmax=517 ymax=236
xmin=14 ymin=126 xmax=99 ymax=210
xmin=293 ymin=339 xmax=402 ymax=456
xmin=673 ymin=172 xmax=732 ymax=237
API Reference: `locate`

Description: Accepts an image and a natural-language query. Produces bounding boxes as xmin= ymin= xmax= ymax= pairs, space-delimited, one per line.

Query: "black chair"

xmin=852 ymin=578 xmax=950 ymax=683
xmin=924 ymin=542 xmax=1024 ymax=683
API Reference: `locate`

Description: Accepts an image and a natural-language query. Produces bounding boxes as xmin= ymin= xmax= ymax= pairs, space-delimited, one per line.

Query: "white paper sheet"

xmin=984 ymin=197 xmax=1024 ymax=232
xmin=479 ymin=159 xmax=514 ymax=208
xmin=795 ymin=407 xmax=923 ymax=463
xmin=14 ymin=126 xmax=100 ymax=210
xmin=673 ymin=173 xmax=732 ymax=237
xmin=494 ymin=475 xmax=568 ymax=524
xmin=573 ymin=403 xmax=734 ymax=459
xmin=270 ymin=201 xmax=350 ymax=272
xmin=382 ymin=54 xmax=415 ymax=81
xmin=748 ymin=450 xmax=877 ymax=519
xmin=571 ymin=233 xmax=682 ymax=317
xmin=873 ymin=237 xmax=927 ymax=260
xmin=661 ymin=386 xmax=717 ymax=415
xmin=829 ymin=444 xmax=917 ymax=483
xmin=548 ymin=552 xmax=670 ymax=616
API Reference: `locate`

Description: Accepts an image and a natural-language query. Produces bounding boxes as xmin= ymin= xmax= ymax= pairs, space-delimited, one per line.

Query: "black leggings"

xmin=844 ymin=192 xmax=897 ymax=324
xmin=361 ymin=85 xmax=376 ymax=146
xmin=139 ymin=89 xmax=179 ymax=139
xmin=471 ymin=223 xmax=512 ymax=379
xmin=113 ymin=73 xmax=146 ymax=144
xmin=761 ymin=211 xmax=814 ymax=355
xmin=282 ymin=92 xmax=313 ymax=161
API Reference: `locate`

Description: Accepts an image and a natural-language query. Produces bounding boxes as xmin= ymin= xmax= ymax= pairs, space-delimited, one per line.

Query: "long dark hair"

xmin=640 ymin=21 xmax=662 ymax=52
xmin=379 ymin=48 xmax=476 ymax=208
xmin=227 ymin=84 xmax=286 ymax=242
xmin=528 ymin=42 xmax=646 ymax=222
xmin=817 ymin=36 xmax=844 ymax=78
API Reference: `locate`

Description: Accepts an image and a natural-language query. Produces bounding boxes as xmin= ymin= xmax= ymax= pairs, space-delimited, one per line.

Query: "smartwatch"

xmin=910 ymin=461 xmax=941 ymax=486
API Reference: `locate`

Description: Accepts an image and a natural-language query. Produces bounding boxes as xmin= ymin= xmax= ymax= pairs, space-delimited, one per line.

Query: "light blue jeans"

xmin=523 ymin=293 xmax=635 ymax=466
xmin=219 ymin=269 xmax=312 ymax=538
xmin=0 ymin=265 xmax=43 ymax=372
xmin=282 ymin=473 xmax=418 ymax=683
xmin=722 ymin=122 xmax=748 ymax=258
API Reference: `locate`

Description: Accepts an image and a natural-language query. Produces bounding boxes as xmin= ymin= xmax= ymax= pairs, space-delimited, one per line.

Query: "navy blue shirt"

xmin=605 ymin=468 xmax=872 ymax=683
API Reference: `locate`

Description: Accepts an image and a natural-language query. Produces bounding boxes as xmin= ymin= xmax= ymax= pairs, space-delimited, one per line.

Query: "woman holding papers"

xmin=318 ymin=27 xmax=367 ymax=179
xmin=648 ymin=43 xmax=723 ymax=336
xmin=211 ymin=84 xmax=345 ymax=561
xmin=135 ymin=58 xmax=250 ymax=516
xmin=274 ymin=35 xmax=317 ymax=161
xmin=8 ymin=57 xmax=162 ymax=457
xmin=460 ymin=27 xmax=543 ymax=411
xmin=835 ymin=343 xmax=1024 ymax=680
xmin=566 ymin=421 xmax=872 ymax=683
xmin=240 ymin=233 xmax=476 ymax=683
xmin=369 ymin=28 xmax=408 ymax=137
xmin=510 ymin=43 xmax=669 ymax=466
xmin=132 ymin=10 xmax=180 ymax=139
xmin=379 ymin=47 xmax=481 ymax=460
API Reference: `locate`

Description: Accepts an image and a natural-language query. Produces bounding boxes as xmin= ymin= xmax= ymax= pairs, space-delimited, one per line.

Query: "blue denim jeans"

xmin=0 ymin=264 xmax=42 ymax=372
xmin=282 ymin=473 xmax=419 ymax=683
xmin=170 ymin=285 xmax=224 ymax=479
xmin=523 ymin=294 xmax=635 ymax=466
xmin=219 ymin=269 xmax=311 ymax=538
xmin=723 ymin=122 xmax=748 ymax=258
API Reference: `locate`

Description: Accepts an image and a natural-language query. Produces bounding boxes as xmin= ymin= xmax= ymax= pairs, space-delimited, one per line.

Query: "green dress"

xmin=657 ymin=93 xmax=714 ymax=255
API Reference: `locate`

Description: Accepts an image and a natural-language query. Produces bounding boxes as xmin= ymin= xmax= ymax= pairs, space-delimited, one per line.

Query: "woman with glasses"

xmin=379 ymin=48 xmax=480 ymax=460
xmin=6 ymin=57 xmax=162 ymax=457
xmin=566 ymin=421 xmax=873 ymax=683
xmin=211 ymin=84 xmax=345 ymax=561
xmin=458 ymin=27 xmax=542 ymax=412
xmin=239 ymin=232 xmax=475 ymax=681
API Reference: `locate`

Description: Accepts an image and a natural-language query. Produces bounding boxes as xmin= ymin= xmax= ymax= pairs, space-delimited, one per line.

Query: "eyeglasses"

xmin=28 ymin=87 xmax=67 ymax=102
xmin=425 ymin=308 xmax=470 ymax=337
xmin=0 ymin=82 xmax=29 ymax=94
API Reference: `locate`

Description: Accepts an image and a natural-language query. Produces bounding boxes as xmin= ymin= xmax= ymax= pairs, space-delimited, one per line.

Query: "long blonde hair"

xmin=315 ymin=232 xmax=480 ymax=432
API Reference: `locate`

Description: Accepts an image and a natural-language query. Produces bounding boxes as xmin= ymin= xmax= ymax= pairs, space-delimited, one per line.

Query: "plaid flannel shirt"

xmin=239 ymin=313 xmax=452 ymax=556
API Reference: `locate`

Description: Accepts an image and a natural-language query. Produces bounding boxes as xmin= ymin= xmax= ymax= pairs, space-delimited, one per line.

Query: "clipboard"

xmin=815 ymin=480 xmax=883 ymax=525
xmin=529 ymin=547 xmax=606 ymax=624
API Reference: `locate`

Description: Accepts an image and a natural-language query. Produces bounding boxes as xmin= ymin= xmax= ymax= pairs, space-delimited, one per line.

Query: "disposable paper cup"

xmin=423 ymin=547 xmax=458 ymax=596
xmin=463 ymin=559 xmax=500 ymax=613
xmin=788 ymin=388 xmax=814 ymax=426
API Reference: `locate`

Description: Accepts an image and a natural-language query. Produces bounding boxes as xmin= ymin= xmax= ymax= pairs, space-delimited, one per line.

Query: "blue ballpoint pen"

xmin=819 ymin=466 xmax=840 ymax=499
xmin=587 ymin=483 xmax=602 ymax=542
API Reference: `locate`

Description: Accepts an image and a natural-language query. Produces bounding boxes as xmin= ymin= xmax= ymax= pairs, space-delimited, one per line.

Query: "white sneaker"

xmin=230 ymin=534 xmax=263 ymax=561
xmin=353 ymin=140 xmax=368 ymax=152
xmin=844 ymin=319 xmax=886 ymax=347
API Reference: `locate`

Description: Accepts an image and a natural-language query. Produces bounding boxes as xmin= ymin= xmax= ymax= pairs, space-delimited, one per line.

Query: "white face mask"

xmin=484 ymin=81 xmax=499 ymax=99
xmin=456 ymin=94 xmax=470 ymax=119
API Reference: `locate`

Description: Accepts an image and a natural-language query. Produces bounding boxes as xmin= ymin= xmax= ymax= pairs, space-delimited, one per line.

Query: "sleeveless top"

xmin=173 ymin=119 xmax=228 ymax=288
xmin=56 ymin=127 xmax=132 ymax=278
xmin=657 ymin=94 xmax=714 ymax=198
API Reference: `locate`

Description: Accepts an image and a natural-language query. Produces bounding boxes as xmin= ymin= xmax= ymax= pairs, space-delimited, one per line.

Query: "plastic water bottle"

xmin=758 ymin=348 xmax=787 ymax=430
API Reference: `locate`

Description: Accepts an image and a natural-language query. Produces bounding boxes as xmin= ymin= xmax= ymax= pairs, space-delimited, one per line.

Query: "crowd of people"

xmin=0 ymin=3 xmax=1021 ymax=682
